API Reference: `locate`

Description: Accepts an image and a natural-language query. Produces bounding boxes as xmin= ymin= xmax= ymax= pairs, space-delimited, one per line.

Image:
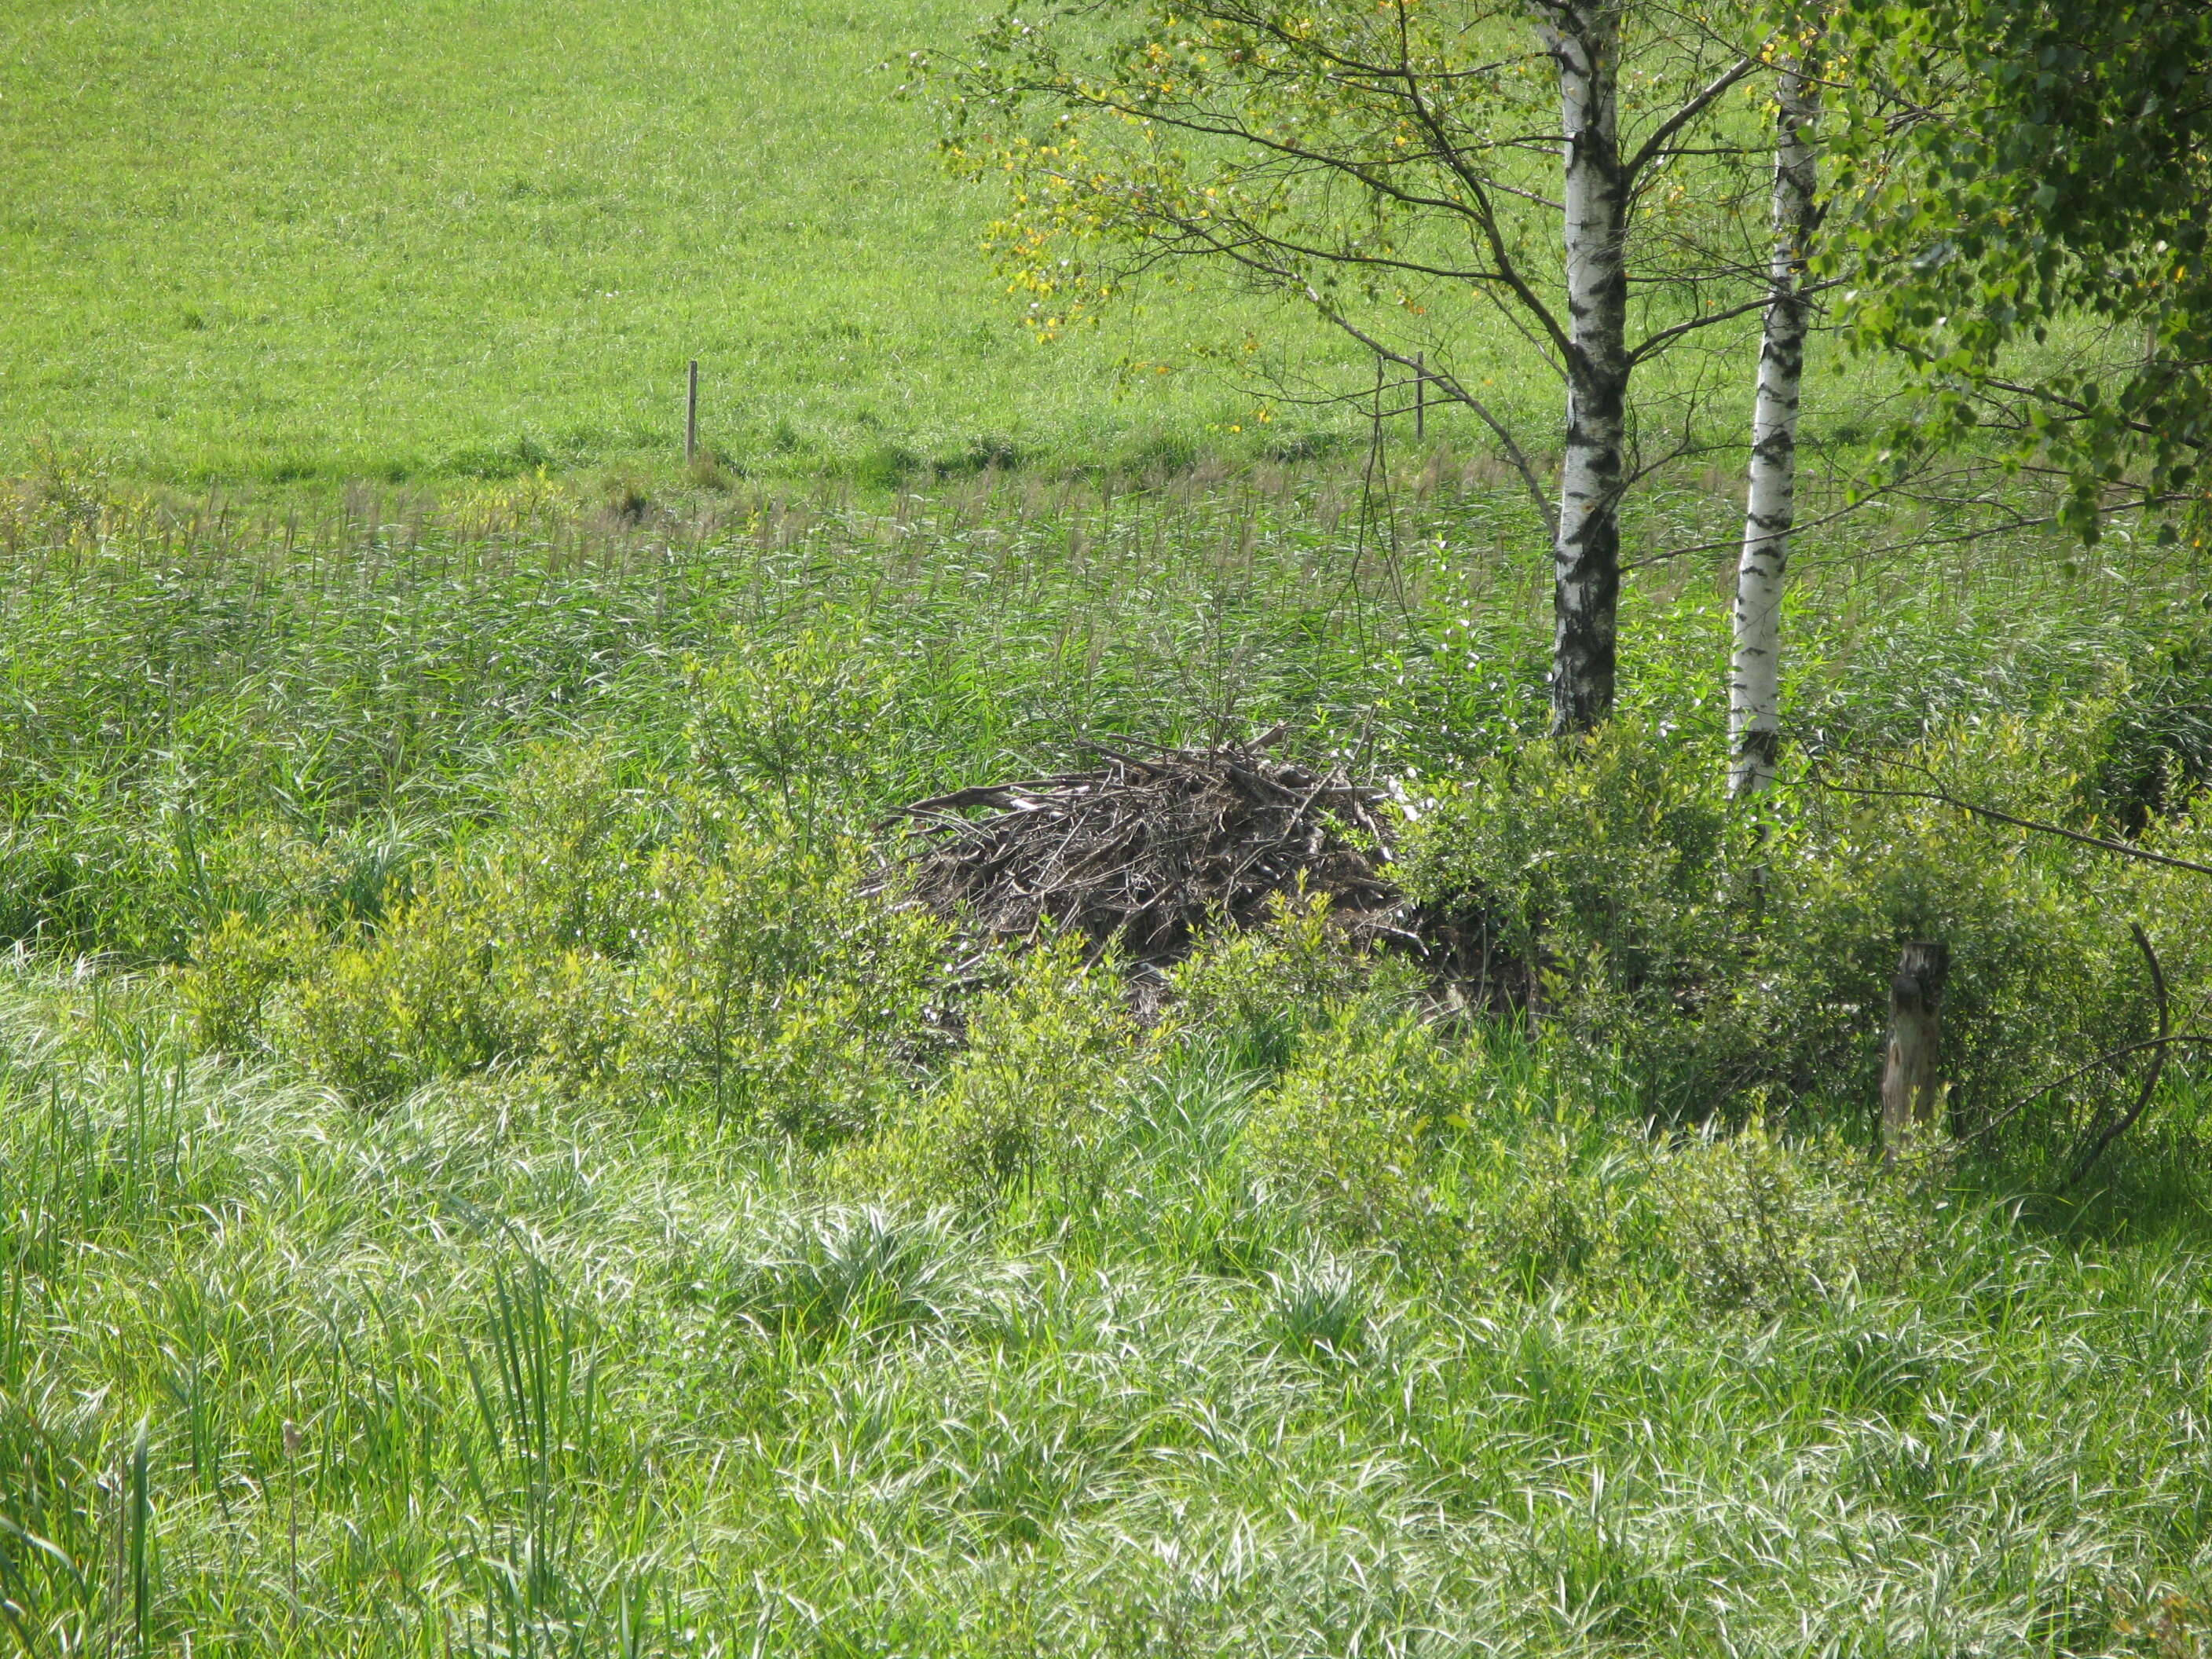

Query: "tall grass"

xmin=5 ymin=962 xmax=2212 ymax=1655
xmin=4 ymin=459 xmax=2189 ymax=962
xmin=3 ymin=469 xmax=2210 ymax=1654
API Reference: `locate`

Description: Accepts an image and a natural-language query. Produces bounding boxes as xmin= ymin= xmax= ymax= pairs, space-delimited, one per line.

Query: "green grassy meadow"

xmin=0 ymin=0 xmax=1364 ymax=487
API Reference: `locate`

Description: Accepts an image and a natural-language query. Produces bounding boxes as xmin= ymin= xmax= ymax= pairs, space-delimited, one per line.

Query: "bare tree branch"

xmin=1807 ymin=765 xmax=2212 ymax=879
xmin=2064 ymin=922 xmax=2172 ymax=1188
xmin=1624 ymin=48 xmax=1767 ymax=181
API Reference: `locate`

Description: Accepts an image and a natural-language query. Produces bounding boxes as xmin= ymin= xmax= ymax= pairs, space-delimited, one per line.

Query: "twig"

xmin=1968 ymin=1030 xmax=2212 ymax=1144
xmin=1072 ymin=740 xmax=1168 ymax=774
xmin=2064 ymin=921 xmax=2173 ymax=1190
xmin=1807 ymin=764 xmax=2212 ymax=879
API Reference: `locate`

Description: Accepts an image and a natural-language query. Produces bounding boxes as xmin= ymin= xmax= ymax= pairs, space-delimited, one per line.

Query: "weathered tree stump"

xmin=1881 ymin=940 xmax=1950 ymax=1163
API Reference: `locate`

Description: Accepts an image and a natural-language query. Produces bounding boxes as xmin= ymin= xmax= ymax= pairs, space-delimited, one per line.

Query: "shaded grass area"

xmin=5 ymin=471 xmax=2212 ymax=1653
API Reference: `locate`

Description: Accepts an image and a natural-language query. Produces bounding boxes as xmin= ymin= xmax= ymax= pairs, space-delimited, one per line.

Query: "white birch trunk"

xmin=1533 ymin=2 xmax=1630 ymax=736
xmin=1728 ymin=48 xmax=1822 ymax=796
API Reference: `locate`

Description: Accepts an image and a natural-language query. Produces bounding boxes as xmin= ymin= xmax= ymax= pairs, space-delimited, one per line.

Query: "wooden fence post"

xmin=1881 ymin=940 xmax=1950 ymax=1163
xmin=685 ymin=359 xmax=700 ymax=466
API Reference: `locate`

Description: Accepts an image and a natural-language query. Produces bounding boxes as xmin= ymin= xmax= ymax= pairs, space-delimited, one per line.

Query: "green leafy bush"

xmin=1164 ymin=886 xmax=1402 ymax=1071
xmin=1437 ymin=1118 xmax=1939 ymax=1311
xmin=621 ymin=821 xmax=946 ymax=1142
xmin=831 ymin=932 xmax=1138 ymax=1213
xmin=2089 ymin=623 xmax=2212 ymax=831
xmin=1637 ymin=1125 xmax=1939 ymax=1311
xmin=240 ymin=742 xmax=943 ymax=1134
xmin=1738 ymin=723 xmax=2144 ymax=1141
xmin=1400 ymin=715 xmax=2185 ymax=1166
xmin=1240 ymin=1002 xmax=1478 ymax=1261
xmin=181 ymin=909 xmax=321 ymax=1058
xmin=1397 ymin=719 xmax=1770 ymax=1124
xmin=1397 ymin=716 xmax=1739 ymax=1065
xmin=1459 ymin=1127 xmax=1634 ymax=1295
xmin=266 ymin=744 xmax=660 ymax=1102
xmin=684 ymin=622 xmax=910 ymax=829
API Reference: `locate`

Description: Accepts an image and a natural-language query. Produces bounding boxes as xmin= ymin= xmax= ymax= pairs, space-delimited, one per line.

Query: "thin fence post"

xmin=1415 ymin=352 xmax=1426 ymax=443
xmin=685 ymin=359 xmax=700 ymax=466
xmin=1881 ymin=940 xmax=1950 ymax=1163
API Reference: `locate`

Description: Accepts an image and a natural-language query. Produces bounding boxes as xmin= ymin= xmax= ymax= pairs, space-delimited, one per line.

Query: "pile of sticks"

xmin=887 ymin=732 xmax=1406 ymax=967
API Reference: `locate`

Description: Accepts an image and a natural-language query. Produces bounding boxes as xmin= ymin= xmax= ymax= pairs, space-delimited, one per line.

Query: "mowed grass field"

xmin=0 ymin=0 xmax=1363 ymax=487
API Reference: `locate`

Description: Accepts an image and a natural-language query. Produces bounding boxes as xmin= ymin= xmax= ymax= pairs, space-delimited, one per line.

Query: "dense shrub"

xmin=1448 ymin=1117 xmax=1944 ymax=1310
xmin=1397 ymin=715 xmax=1739 ymax=1032
xmin=2089 ymin=622 xmax=2212 ymax=830
xmin=1400 ymin=716 xmax=2188 ymax=1170
xmin=1459 ymin=1126 xmax=1633 ymax=1293
xmin=1636 ymin=1125 xmax=1939 ymax=1310
xmin=189 ymin=744 xmax=945 ymax=1137
xmin=684 ymin=622 xmax=912 ymax=827
xmin=183 ymin=910 xmax=321 ymax=1057
xmin=1240 ymin=1001 xmax=1480 ymax=1261
xmin=1164 ymin=886 xmax=1404 ymax=1070
xmin=830 ymin=932 xmax=1140 ymax=1212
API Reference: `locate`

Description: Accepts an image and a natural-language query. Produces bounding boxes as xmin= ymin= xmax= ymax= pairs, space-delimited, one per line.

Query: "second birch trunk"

xmin=1728 ymin=47 xmax=1822 ymax=795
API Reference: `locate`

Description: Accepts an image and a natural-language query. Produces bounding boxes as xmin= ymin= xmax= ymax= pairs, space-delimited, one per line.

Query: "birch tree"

xmin=1539 ymin=5 xmax=1633 ymax=734
xmin=1727 ymin=29 xmax=1822 ymax=797
xmin=930 ymin=2 xmax=1778 ymax=734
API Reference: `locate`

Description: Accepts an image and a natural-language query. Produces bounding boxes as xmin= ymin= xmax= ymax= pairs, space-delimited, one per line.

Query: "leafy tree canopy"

xmin=1828 ymin=0 xmax=2212 ymax=539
